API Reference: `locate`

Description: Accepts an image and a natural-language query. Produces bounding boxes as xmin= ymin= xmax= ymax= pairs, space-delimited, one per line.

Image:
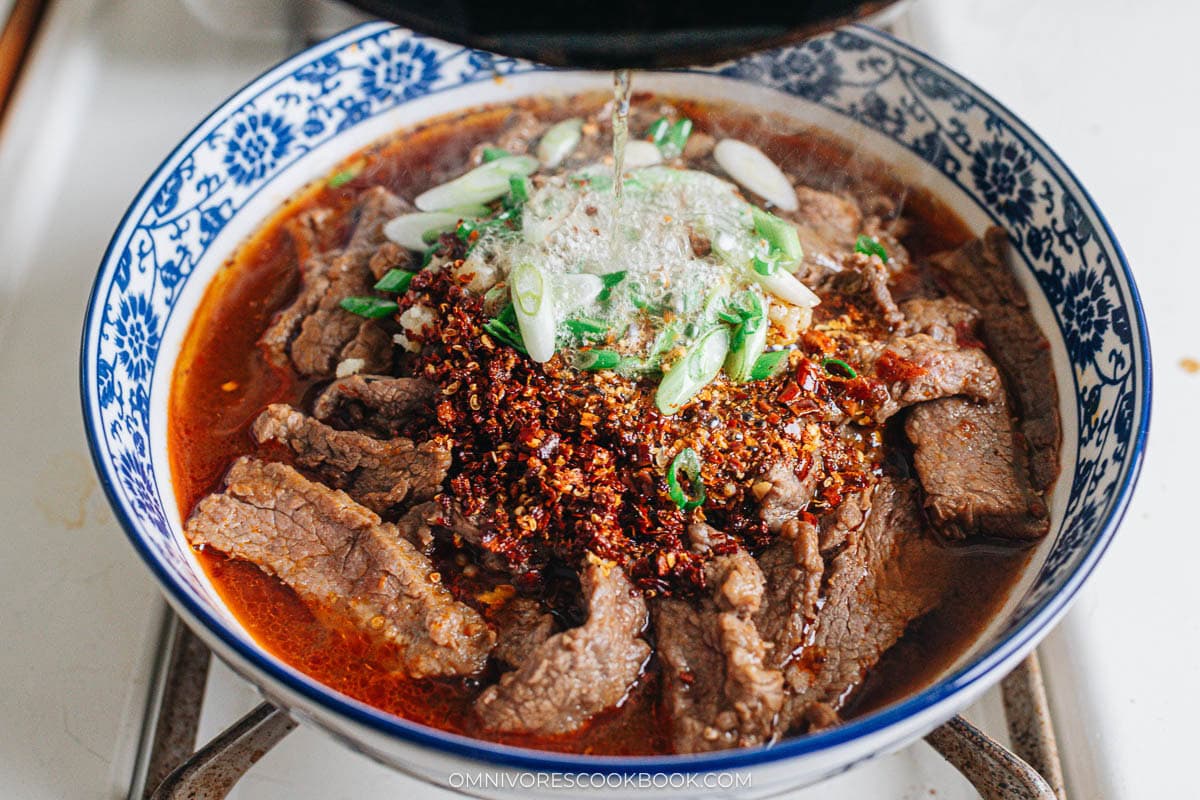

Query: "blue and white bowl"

xmin=80 ymin=22 xmax=1150 ymax=798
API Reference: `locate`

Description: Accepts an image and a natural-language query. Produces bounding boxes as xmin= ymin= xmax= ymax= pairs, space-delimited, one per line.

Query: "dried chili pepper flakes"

xmin=399 ymin=268 xmax=883 ymax=595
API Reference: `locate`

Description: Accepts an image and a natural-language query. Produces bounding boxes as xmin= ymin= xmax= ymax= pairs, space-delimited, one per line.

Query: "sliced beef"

xmin=287 ymin=187 xmax=407 ymax=377
xmin=897 ymin=285 xmax=1052 ymax=540
xmin=491 ymin=598 xmax=557 ymax=669
xmin=755 ymin=460 xmax=817 ymax=532
xmin=656 ymin=545 xmax=784 ymax=752
xmin=817 ymin=489 xmax=868 ymax=553
xmin=779 ymin=477 xmax=950 ymax=731
xmin=185 ymin=457 xmax=492 ymax=677
xmin=899 ymin=296 xmax=979 ymax=344
xmin=756 ymin=518 xmax=823 ymax=669
xmin=252 ymin=404 xmax=450 ymax=513
xmin=367 ymin=240 xmax=417 ymax=280
xmin=861 ymin=333 xmax=1004 ymax=421
xmin=335 ymin=321 xmax=392 ymax=375
xmin=931 ymin=227 xmax=1061 ymax=489
xmin=394 ymin=500 xmax=438 ymax=553
xmin=474 ymin=563 xmax=650 ymax=735
xmin=825 ymin=253 xmax=904 ymax=327
xmin=260 ymin=207 xmax=336 ymax=368
xmin=782 ymin=185 xmax=862 ymax=282
xmin=906 ymin=398 xmax=1049 ymax=540
xmin=312 ymin=375 xmax=435 ymax=437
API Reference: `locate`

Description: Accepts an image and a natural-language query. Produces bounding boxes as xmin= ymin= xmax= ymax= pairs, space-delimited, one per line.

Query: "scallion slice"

xmin=752 ymin=207 xmax=803 ymax=268
xmin=821 ymin=357 xmax=858 ymax=379
xmin=661 ymin=118 xmax=693 ymax=159
xmin=753 ymin=267 xmax=821 ymax=309
xmin=598 ymin=270 xmax=627 ymax=301
xmin=383 ymin=207 xmax=490 ymax=251
xmin=373 ymin=269 xmax=415 ymax=294
xmin=749 ymin=350 xmax=789 ymax=381
xmin=655 ymin=325 xmax=730 ymax=415
xmin=537 ymin=118 xmax=584 ymax=168
xmin=482 ymin=147 xmax=510 ymax=162
xmin=339 ymin=296 xmax=398 ymax=319
xmin=483 ymin=314 xmax=527 ymax=354
xmin=327 ymin=159 xmax=365 ymax=189
xmin=667 ymin=448 xmax=706 ymax=510
xmin=724 ymin=290 xmax=769 ymax=382
xmin=752 ymin=255 xmax=778 ymax=276
xmin=854 ymin=234 xmax=889 ymax=262
xmin=415 ymin=155 xmax=539 ymax=211
xmin=565 ymin=317 xmax=609 ymax=341
xmin=574 ymin=349 xmax=621 ymax=371
xmin=510 ymin=263 xmax=556 ymax=362
xmin=507 ymin=174 xmax=530 ymax=204
xmin=645 ymin=117 xmax=670 ymax=145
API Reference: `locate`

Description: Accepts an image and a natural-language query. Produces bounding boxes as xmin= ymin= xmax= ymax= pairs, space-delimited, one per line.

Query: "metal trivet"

xmin=127 ymin=612 xmax=1067 ymax=800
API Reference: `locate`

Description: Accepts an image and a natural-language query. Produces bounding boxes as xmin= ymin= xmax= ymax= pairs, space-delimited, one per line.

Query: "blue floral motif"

xmin=360 ymin=40 xmax=440 ymax=104
xmin=722 ymin=41 xmax=843 ymax=103
xmin=85 ymin=24 xmax=1148 ymax=733
xmin=1062 ymin=194 xmax=1094 ymax=245
xmin=110 ymin=293 xmax=160 ymax=384
xmin=223 ymin=112 xmax=295 ymax=186
xmin=97 ymin=358 xmax=118 ymax=409
xmin=1060 ymin=267 xmax=1114 ymax=363
xmin=117 ymin=449 xmax=169 ymax=534
xmin=971 ymin=137 xmax=1036 ymax=227
xmin=294 ymin=53 xmax=342 ymax=91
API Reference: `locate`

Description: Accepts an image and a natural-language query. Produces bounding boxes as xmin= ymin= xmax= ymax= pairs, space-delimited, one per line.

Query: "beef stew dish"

xmin=171 ymin=92 xmax=1060 ymax=756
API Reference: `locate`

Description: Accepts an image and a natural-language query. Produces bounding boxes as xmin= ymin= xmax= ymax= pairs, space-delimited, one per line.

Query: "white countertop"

xmin=0 ymin=0 xmax=1191 ymax=797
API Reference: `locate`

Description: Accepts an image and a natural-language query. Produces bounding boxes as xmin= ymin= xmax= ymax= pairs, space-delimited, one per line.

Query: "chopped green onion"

xmin=752 ymin=255 xmax=778 ymax=276
xmin=510 ymin=263 xmax=555 ymax=362
xmin=383 ymin=207 xmax=490 ymax=251
xmin=749 ymin=350 xmax=790 ymax=381
xmin=455 ymin=219 xmax=477 ymax=241
xmin=598 ymin=270 xmax=627 ymax=301
xmin=647 ymin=323 xmax=680 ymax=364
xmin=645 ymin=117 xmax=670 ymax=145
xmin=854 ymin=234 xmax=888 ymax=261
xmin=821 ymin=357 xmax=858 ymax=379
xmin=660 ymin=118 xmax=693 ymax=159
xmin=373 ymin=269 xmax=415 ymax=294
xmin=666 ymin=448 xmax=706 ymax=510
xmin=656 ymin=326 xmax=730 ymax=415
xmin=327 ymin=159 xmax=365 ymax=189
xmin=752 ymin=207 xmax=803 ymax=268
xmin=339 ymin=296 xmax=398 ymax=319
xmin=483 ymin=315 xmax=527 ymax=354
xmin=565 ymin=317 xmax=609 ymax=341
xmin=482 ymin=147 xmax=510 ymax=163
xmin=537 ymin=118 xmax=584 ymax=168
xmin=507 ymin=174 xmax=530 ymax=204
xmin=724 ymin=290 xmax=768 ymax=382
xmin=573 ymin=349 xmax=621 ymax=371
xmin=415 ymin=155 xmax=539 ymax=211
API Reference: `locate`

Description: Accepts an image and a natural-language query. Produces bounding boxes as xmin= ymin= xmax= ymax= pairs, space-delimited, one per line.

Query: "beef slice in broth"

xmin=474 ymin=562 xmax=650 ymax=736
xmin=656 ymin=539 xmax=785 ymax=752
xmin=184 ymin=457 xmax=493 ymax=678
xmin=252 ymin=403 xmax=450 ymax=513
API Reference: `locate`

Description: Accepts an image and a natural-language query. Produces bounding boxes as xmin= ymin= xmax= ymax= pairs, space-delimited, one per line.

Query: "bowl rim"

xmin=80 ymin=20 xmax=1152 ymax=774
